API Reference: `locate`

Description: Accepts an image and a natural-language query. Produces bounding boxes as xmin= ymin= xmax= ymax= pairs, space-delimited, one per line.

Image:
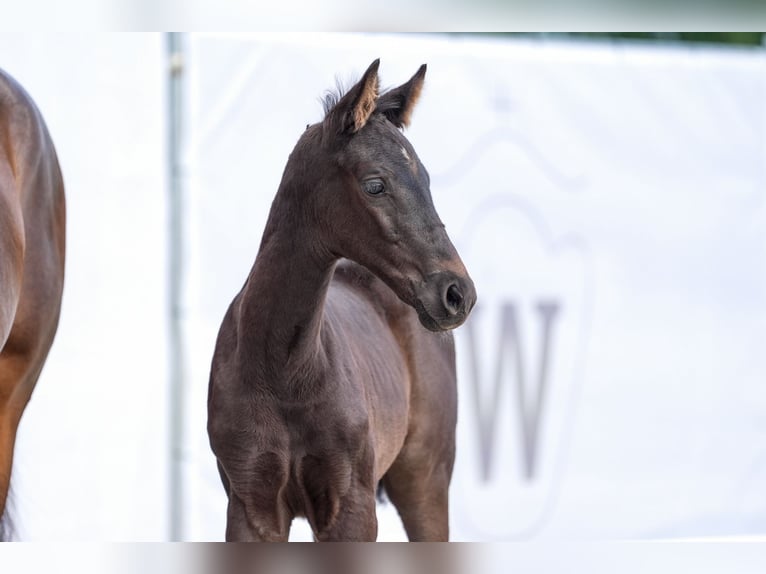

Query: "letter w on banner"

xmin=450 ymin=198 xmax=592 ymax=540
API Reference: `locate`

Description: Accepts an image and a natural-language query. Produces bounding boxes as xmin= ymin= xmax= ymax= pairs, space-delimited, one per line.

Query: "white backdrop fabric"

xmin=183 ymin=34 xmax=766 ymax=542
xmin=2 ymin=33 xmax=765 ymax=542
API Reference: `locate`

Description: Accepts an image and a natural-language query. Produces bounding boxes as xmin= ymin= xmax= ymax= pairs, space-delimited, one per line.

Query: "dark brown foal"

xmin=208 ymin=60 xmax=475 ymax=541
xmin=0 ymin=69 xmax=66 ymax=539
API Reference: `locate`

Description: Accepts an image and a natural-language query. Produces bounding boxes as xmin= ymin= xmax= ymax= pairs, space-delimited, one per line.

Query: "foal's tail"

xmin=376 ymin=481 xmax=388 ymax=504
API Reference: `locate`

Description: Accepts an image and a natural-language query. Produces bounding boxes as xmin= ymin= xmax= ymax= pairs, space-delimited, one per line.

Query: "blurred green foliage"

xmin=505 ymin=32 xmax=764 ymax=46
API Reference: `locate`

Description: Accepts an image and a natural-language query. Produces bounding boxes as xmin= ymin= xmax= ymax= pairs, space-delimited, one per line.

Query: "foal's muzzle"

xmin=415 ymin=270 xmax=477 ymax=332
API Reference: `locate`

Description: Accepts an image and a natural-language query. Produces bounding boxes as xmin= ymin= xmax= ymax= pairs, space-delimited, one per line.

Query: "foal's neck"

xmin=238 ymin=174 xmax=335 ymax=380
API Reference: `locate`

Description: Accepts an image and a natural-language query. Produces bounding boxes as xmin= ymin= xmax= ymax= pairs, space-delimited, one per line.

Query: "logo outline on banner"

xmin=452 ymin=195 xmax=594 ymax=540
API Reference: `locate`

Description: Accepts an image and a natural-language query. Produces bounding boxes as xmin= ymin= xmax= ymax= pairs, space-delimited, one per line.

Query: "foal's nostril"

xmin=445 ymin=283 xmax=464 ymax=316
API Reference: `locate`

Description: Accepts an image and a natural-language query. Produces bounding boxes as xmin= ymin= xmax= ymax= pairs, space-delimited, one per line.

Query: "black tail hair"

xmin=376 ymin=481 xmax=388 ymax=504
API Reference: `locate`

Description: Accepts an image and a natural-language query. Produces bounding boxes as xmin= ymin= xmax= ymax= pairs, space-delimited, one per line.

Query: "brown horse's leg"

xmin=382 ymin=452 xmax=453 ymax=542
xmin=0 ymin=349 xmax=39 ymax=524
xmin=0 ymin=398 xmax=26 ymax=524
xmin=0 ymin=411 xmax=20 ymax=521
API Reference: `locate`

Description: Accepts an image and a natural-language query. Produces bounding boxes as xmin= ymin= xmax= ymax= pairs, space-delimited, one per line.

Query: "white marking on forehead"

xmin=400 ymin=146 xmax=411 ymax=162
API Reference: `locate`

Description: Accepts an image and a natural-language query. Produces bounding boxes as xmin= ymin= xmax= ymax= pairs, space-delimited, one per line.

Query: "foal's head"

xmin=297 ymin=59 xmax=476 ymax=332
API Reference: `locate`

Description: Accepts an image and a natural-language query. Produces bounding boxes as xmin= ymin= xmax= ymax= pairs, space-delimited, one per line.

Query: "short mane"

xmin=320 ymin=77 xmax=347 ymax=117
xmin=321 ymin=79 xmax=402 ymax=121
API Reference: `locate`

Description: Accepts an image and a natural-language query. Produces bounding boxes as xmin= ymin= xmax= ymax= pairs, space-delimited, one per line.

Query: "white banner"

xmin=183 ymin=34 xmax=766 ymax=541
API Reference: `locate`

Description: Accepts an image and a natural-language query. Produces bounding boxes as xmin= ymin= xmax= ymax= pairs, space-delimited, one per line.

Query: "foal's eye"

xmin=362 ymin=178 xmax=385 ymax=196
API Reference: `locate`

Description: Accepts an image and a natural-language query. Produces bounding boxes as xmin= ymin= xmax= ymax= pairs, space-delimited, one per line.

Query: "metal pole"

xmin=167 ymin=31 xmax=185 ymax=542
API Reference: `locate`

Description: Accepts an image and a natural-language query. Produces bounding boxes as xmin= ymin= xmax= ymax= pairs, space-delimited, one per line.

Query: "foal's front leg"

xmin=225 ymin=492 xmax=290 ymax=542
xmin=312 ymin=486 xmax=378 ymax=542
xmin=382 ymin=443 xmax=454 ymax=541
xmin=301 ymin=448 xmax=378 ymax=541
xmin=220 ymin=452 xmax=292 ymax=542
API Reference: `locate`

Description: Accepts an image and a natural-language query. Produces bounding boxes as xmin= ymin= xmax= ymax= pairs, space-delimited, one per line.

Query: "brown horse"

xmin=208 ymin=60 xmax=476 ymax=542
xmin=0 ymin=69 xmax=66 ymax=540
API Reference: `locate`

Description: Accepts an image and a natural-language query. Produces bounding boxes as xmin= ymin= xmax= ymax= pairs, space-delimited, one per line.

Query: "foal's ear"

xmin=377 ymin=64 xmax=426 ymax=128
xmin=326 ymin=59 xmax=380 ymax=135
